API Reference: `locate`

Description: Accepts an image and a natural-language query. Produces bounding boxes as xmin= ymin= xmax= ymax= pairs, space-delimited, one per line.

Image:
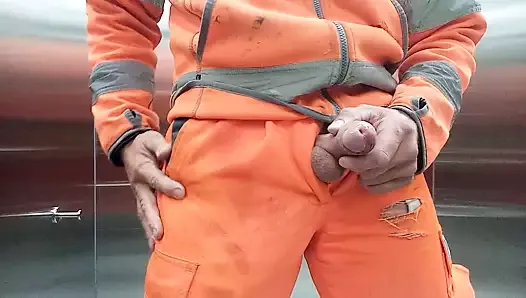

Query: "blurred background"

xmin=0 ymin=0 xmax=525 ymax=297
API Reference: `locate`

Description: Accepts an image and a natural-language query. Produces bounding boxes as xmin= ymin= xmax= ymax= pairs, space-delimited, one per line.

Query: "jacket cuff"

xmin=389 ymin=99 xmax=428 ymax=175
xmin=107 ymin=127 xmax=153 ymax=167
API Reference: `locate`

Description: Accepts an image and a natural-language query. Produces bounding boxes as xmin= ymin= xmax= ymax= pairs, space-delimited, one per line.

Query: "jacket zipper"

xmin=332 ymin=22 xmax=350 ymax=85
xmin=313 ymin=0 xmax=324 ymax=18
xmin=195 ymin=0 xmax=217 ymax=80
xmin=312 ymin=0 xmax=344 ymax=115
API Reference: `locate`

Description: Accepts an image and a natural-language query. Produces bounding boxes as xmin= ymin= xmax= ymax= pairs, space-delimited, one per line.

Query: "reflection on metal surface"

xmin=0 ymin=147 xmax=62 ymax=152
xmin=0 ymin=206 xmax=82 ymax=223
xmin=436 ymin=203 xmax=526 ymax=218
xmin=82 ymin=182 xmax=131 ymax=188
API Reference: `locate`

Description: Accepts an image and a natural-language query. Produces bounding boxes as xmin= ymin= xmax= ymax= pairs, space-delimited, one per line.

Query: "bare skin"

xmin=121 ymin=131 xmax=186 ymax=250
xmin=312 ymin=120 xmax=377 ymax=182
xmin=312 ymin=105 xmax=419 ymax=193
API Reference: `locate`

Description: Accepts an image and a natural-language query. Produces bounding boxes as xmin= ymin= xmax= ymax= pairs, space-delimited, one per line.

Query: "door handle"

xmin=0 ymin=206 xmax=82 ymax=223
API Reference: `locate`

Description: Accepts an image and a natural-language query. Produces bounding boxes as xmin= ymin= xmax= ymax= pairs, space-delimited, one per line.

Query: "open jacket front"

xmin=87 ymin=0 xmax=487 ymax=172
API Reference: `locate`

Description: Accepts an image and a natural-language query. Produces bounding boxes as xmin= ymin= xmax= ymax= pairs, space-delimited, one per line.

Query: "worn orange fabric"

xmin=143 ymin=118 xmax=471 ymax=298
xmin=87 ymin=1 xmax=163 ymax=143
xmin=86 ymin=1 xmax=486 ymax=297
xmin=390 ymin=13 xmax=487 ymax=171
xmin=87 ymin=1 xmax=486 ymax=169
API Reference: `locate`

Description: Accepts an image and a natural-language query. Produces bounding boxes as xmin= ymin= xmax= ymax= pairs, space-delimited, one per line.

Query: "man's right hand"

xmin=121 ymin=131 xmax=186 ymax=250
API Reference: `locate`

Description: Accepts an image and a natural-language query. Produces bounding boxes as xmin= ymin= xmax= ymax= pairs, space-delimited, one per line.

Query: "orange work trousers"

xmin=144 ymin=118 xmax=474 ymax=298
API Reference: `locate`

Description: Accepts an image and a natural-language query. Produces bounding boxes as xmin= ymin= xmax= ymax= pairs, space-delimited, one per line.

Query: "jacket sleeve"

xmin=389 ymin=0 xmax=487 ymax=174
xmin=87 ymin=0 xmax=165 ymax=166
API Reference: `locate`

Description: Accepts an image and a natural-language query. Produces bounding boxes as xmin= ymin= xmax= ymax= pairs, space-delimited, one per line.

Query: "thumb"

xmin=327 ymin=119 xmax=345 ymax=135
xmin=155 ymin=142 xmax=172 ymax=162
xmin=141 ymin=131 xmax=172 ymax=162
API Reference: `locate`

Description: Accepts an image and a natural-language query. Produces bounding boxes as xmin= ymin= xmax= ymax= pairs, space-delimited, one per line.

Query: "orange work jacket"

xmin=87 ymin=0 xmax=487 ymax=171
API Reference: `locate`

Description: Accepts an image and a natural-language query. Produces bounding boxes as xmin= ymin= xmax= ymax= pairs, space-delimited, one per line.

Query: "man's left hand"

xmin=328 ymin=105 xmax=419 ymax=194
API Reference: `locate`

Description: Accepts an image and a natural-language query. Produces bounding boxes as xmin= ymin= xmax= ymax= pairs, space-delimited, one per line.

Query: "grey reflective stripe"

xmin=142 ymin=0 xmax=165 ymax=9
xmin=174 ymin=61 xmax=340 ymax=104
xmin=390 ymin=0 xmax=409 ymax=57
xmin=344 ymin=61 xmax=398 ymax=94
xmin=399 ymin=0 xmax=481 ymax=33
xmin=196 ymin=0 xmax=217 ymax=65
xmin=171 ymin=79 xmax=335 ymax=123
xmin=173 ymin=61 xmax=397 ymax=103
xmin=170 ymin=59 xmax=398 ymax=122
xmin=124 ymin=109 xmax=143 ymax=128
xmin=89 ymin=60 xmax=155 ymax=104
xmin=401 ymin=60 xmax=462 ymax=116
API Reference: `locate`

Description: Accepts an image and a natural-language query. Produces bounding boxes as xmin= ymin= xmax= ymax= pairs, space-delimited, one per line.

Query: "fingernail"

xmin=172 ymin=188 xmax=185 ymax=199
xmin=328 ymin=120 xmax=345 ymax=134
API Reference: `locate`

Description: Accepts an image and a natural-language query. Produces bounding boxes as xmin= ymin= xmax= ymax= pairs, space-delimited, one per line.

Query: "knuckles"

xmin=372 ymin=149 xmax=391 ymax=168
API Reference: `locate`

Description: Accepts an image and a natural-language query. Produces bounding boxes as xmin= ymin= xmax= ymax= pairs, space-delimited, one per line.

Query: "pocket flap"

xmin=145 ymin=250 xmax=199 ymax=298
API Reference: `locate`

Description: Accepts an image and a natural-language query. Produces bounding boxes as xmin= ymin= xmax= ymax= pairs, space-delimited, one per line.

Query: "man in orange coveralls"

xmin=86 ymin=0 xmax=487 ymax=297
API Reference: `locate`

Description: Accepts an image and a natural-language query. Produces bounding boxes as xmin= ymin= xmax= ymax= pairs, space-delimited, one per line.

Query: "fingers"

xmin=155 ymin=142 xmax=172 ymax=162
xmin=363 ymin=176 xmax=413 ymax=194
xmin=138 ymin=131 xmax=172 ymax=162
xmin=325 ymin=106 xmax=419 ymax=194
xmin=139 ymin=161 xmax=185 ymax=199
xmin=359 ymin=161 xmax=416 ymax=186
xmin=133 ymin=183 xmax=163 ymax=241
xmin=124 ymin=131 xmax=186 ymax=199
xmin=327 ymin=104 xmax=378 ymax=135
xmin=137 ymin=199 xmax=155 ymax=251
xmin=338 ymin=143 xmax=399 ymax=173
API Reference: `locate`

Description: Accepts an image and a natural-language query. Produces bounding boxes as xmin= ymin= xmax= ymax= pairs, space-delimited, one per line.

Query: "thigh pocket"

xmin=144 ymin=250 xmax=199 ymax=298
xmin=439 ymin=231 xmax=454 ymax=297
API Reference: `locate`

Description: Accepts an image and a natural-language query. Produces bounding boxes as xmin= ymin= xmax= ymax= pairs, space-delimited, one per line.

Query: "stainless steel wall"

xmin=0 ymin=1 xmax=525 ymax=297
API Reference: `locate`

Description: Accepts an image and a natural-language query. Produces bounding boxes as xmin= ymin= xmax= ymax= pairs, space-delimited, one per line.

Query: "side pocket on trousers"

xmin=439 ymin=230 xmax=454 ymax=297
xmin=171 ymin=118 xmax=191 ymax=148
xmin=144 ymin=249 xmax=199 ymax=298
xmin=164 ymin=118 xmax=191 ymax=176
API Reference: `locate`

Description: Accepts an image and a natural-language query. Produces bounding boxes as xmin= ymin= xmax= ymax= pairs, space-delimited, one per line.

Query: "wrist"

xmin=389 ymin=105 xmax=427 ymax=174
xmin=108 ymin=127 xmax=153 ymax=167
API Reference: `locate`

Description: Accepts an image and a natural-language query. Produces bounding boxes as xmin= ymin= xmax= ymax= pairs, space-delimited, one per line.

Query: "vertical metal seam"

xmin=92 ymin=122 xmax=98 ymax=297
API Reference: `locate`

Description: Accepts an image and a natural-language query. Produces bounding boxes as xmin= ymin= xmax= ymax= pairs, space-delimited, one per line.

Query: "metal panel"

xmin=0 ymin=2 xmax=95 ymax=297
